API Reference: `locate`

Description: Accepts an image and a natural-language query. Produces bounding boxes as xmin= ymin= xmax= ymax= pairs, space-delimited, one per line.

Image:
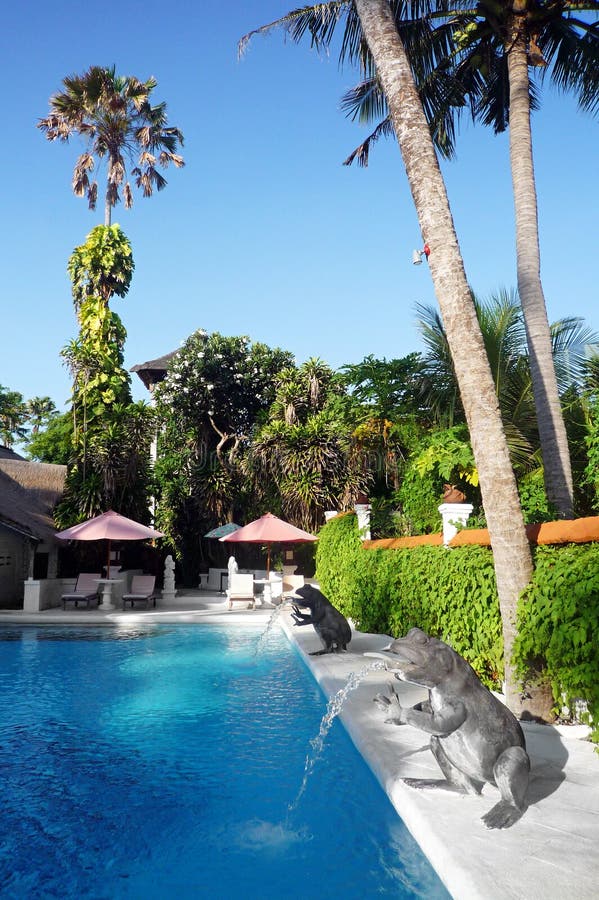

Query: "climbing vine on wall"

xmin=55 ymin=225 xmax=153 ymax=527
xmin=316 ymin=513 xmax=599 ymax=732
xmin=316 ymin=513 xmax=502 ymax=684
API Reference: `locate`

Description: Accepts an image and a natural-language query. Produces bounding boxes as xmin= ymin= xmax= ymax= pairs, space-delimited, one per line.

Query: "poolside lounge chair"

xmin=61 ymin=573 xmax=101 ymax=610
xmin=227 ymin=573 xmax=255 ymax=609
xmin=122 ymin=575 xmax=157 ymax=609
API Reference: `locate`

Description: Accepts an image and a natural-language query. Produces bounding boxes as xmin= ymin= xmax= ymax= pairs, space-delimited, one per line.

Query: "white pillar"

xmin=438 ymin=503 xmax=473 ymax=546
xmin=354 ymin=503 xmax=372 ymax=541
xmin=23 ymin=579 xmax=41 ymax=612
xmin=324 ymin=510 xmax=338 ymax=522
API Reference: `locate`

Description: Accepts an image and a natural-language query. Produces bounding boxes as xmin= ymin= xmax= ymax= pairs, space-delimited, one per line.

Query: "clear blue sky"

xmin=2 ymin=0 xmax=597 ymax=410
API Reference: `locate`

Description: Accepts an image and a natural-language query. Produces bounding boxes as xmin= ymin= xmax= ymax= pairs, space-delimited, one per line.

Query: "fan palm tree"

xmin=38 ymin=65 xmax=184 ymax=225
xmin=342 ymin=0 xmax=599 ymax=517
xmin=241 ymin=0 xmax=536 ymax=713
xmin=25 ymin=396 xmax=58 ymax=435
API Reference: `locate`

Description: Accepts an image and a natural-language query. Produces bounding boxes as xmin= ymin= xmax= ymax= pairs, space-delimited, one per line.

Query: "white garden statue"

xmin=162 ymin=554 xmax=177 ymax=603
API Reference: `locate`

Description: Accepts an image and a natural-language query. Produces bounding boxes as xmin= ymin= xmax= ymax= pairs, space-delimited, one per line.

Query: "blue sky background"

xmin=2 ymin=0 xmax=597 ymax=410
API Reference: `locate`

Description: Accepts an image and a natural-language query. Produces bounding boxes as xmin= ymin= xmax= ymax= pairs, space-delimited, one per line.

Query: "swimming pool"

xmin=0 ymin=625 xmax=448 ymax=898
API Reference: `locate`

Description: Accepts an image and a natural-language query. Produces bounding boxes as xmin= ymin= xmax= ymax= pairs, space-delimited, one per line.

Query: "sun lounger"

xmin=61 ymin=573 xmax=101 ymax=610
xmin=122 ymin=575 xmax=157 ymax=609
xmin=227 ymin=573 xmax=255 ymax=609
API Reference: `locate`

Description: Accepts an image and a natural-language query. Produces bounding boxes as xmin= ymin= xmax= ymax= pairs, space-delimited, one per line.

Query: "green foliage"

xmin=341 ymin=353 xmax=426 ymax=421
xmin=395 ymin=465 xmax=442 ymax=534
xmin=68 ymin=225 xmax=134 ymax=307
xmin=57 ymin=225 xmax=152 ymax=527
xmin=249 ymin=359 xmax=368 ymax=531
xmin=391 ymin=426 xmax=481 ymax=535
xmin=316 ymin=513 xmax=502 ymax=685
xmin=583 ymin=397 xmax=599 ymax=512
xmin=518 ymin=470 xmax=555 ymax=524
xmin=62 ymin=299 xmax=131 ymax=440
xmin=153 ymin=330 xmax=295 ymax=583
xmin=412 ymin=425 xmax=478 ymax=486
xmin=0 ymin=385 xmax=28 ymax=447
xmin=54 ymin=401 xmax=155 ymax=528
xmin=155 ymin=330 xmax=293 ymax=441
xmin=25 ymin=397 xmax=58 ymax=436
xmin=514 ymin=545 xmax=599 ymax=740
xmin=25 ymin=411 xmax=73 ymax=464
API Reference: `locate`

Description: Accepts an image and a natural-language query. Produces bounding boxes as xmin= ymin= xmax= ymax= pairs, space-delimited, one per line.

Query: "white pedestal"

xmin=95 ymin=579 xmax=122 ymax=611
xmin=438 ymin=503 xmax=474 ymax=545
xmin=354 ymin=503 xmax=372 ymax=540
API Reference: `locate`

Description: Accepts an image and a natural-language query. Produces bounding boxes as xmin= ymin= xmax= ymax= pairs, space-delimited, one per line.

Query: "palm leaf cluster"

xmin=416 ymin=289 xmax=599 ymax=473
xmin=38 ymin=65 xmax=184 ymax=223
xmin=269 ymin=1 xmax=599 ymax=163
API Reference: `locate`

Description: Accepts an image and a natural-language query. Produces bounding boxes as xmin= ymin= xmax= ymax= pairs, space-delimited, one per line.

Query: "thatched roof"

xmin=130 ymin=350 xmax=178 ymax=390
xmin=0 ymin=459 xmax=66 ymax=543
xmin=0 ymin=445 xmax=26 ymax=460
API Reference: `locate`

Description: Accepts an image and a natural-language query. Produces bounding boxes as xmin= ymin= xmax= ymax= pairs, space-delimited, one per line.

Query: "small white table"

xmin=94 ymin=579 xmax=123 ymax=611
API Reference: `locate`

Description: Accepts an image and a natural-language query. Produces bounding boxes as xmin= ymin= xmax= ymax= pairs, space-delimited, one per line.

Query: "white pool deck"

xmin=1 ymin=591 xmax=597 ymax=900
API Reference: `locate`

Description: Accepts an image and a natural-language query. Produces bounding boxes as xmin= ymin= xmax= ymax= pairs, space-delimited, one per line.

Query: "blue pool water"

xmin=0 ymin=625 xmax=449 ymax=898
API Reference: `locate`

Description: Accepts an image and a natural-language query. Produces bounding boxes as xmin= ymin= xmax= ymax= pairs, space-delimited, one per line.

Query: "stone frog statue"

xmin=290 ymin=584 xmax=352 ymax=655
xmin=369 ymin=627 xmax=530 ymax=829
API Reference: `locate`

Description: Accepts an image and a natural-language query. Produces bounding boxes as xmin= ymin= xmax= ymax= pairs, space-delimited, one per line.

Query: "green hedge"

xmin=316 ymin=513 xmax=598 ymax=737
xmin=514 ymin=544 xmax=599 ymax=739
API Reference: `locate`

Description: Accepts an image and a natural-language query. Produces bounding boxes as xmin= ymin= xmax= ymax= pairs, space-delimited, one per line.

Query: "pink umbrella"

xmin=220 ymin=512 xmax=317 ymax=575
xmin=56 ymin=510 xmax=164 ymax=575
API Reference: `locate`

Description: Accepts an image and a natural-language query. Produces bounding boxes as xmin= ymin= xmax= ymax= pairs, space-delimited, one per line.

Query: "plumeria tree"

xmin=153 ymin=329 xmax=294 ymax=584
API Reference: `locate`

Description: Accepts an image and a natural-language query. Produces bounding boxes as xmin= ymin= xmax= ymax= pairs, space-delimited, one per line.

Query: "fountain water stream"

xmin=253 ymin=600 xmax=292 ymax=657
xmin=288 ymin=660 xmax=387 ymax=814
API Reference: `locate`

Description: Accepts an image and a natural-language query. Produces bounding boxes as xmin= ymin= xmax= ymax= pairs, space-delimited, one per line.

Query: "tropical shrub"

xmin=248 ymin=359 xmax=368 ymax=531
xmin=514 ymin=545 xmax=599 ymax=740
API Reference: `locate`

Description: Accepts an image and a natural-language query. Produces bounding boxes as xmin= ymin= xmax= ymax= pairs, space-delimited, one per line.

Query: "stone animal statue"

xmin=369 ymin=627 xmax=530 ymax=829
xmin=290 ymin=584 xmax=352 ymax=655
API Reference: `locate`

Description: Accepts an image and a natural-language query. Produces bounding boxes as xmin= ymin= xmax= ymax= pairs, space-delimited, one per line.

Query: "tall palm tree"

xmin=38 ymin=65 xmax=184 ymax=225
xmin=25 ymin=396 xmax=58 ymax=435
xmin=242 ymin=0 xmax=536 ymax=714
xmin=0 ymin=386 xmax=28 ymax=448
xmin=342 ymin=0 xmax=599 ymax=517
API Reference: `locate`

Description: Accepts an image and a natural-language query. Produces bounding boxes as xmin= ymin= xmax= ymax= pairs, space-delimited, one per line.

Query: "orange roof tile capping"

xmin=363 ymin=534 xmax=443 ymax=550
xmin=363 ymin=517 xmax=599 ymax=550
xmin=449 ymin=516 xmax=599 ymax=547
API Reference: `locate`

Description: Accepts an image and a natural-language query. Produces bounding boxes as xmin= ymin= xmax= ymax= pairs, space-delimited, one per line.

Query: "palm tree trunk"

xmin=104 ymin=198 xmax=111 ymax=227
xmin=353 ymin=0 xmax=533 ymax=712
xmin=507 ymin=9 xmax=574 ymax=518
